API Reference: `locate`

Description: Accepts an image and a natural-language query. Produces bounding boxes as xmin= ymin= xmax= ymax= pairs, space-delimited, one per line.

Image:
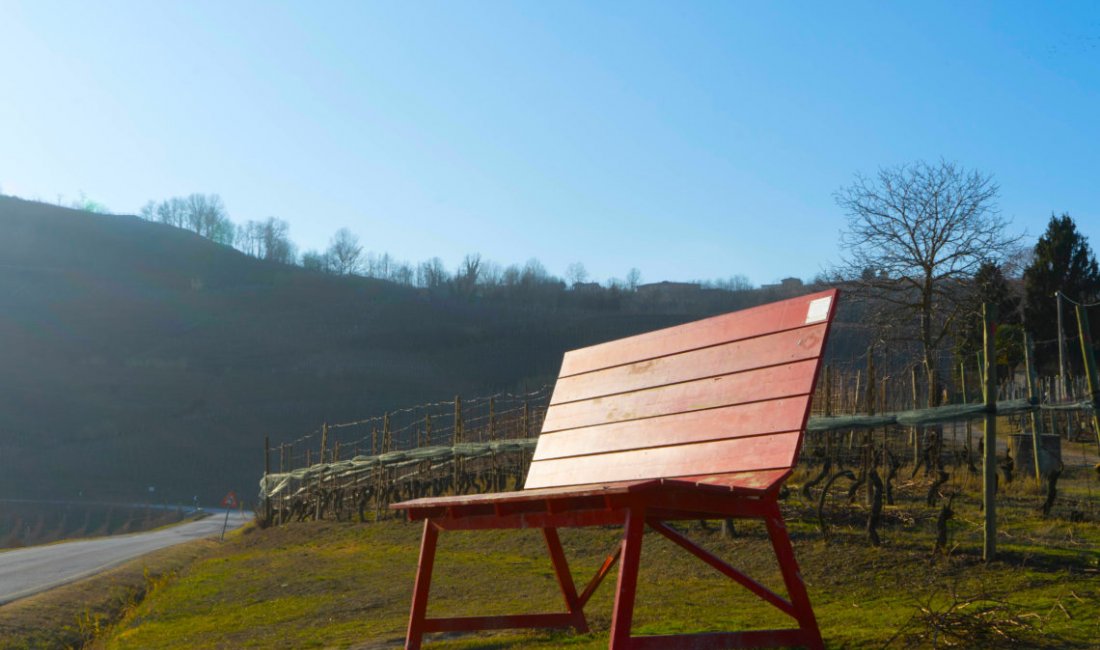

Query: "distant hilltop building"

xmin=760 ymin=277 xmax=804 ymax=294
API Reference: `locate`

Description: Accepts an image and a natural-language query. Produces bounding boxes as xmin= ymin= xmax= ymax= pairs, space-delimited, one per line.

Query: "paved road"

xmin=0 ymin=509 xmax=250 ymax=605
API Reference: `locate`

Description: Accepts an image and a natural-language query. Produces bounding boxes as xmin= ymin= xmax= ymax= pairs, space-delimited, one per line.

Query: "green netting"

xmin=263 ymin=400 xmax=1096 ymax=499
xmin=260 ymin=439 xmax=537 ymax=498
xmin=1038 ymin=400 xmax=1097 ymax=412
xmin=807 ymin=398 xmax=1093 ymax=432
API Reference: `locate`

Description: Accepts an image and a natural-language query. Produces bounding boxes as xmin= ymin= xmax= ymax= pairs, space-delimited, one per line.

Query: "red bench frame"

xmin=392 ymin=289 xmax=838 ymax=649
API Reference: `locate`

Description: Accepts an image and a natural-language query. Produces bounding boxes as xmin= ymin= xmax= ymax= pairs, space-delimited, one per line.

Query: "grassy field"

xmin=87 ymin=454 xmax=1100 ymax=650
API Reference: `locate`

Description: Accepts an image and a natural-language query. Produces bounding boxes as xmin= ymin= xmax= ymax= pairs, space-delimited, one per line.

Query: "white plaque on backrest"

xmin=805 ymin=296 xmax=831 ymax=324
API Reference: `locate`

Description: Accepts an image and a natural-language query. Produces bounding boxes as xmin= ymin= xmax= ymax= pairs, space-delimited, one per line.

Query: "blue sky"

xmin=1 ymin=1 xmax=1098 ymax=285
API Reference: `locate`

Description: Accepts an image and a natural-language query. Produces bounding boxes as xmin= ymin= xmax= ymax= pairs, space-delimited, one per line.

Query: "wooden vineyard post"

xmin=1074 ymin=304 xmax=1100 ymax=450
xmin=320 ymin=422 xmax=328 ymax=465
xmin=822 ymin=364 xmax=832 ymax=460
xmin=264 ymin=436 xmax=272 ymax=524
xmin=1057 ymin=291 xmax=1071 ymax=400
xmin=371 ymin=425 xmax=378 ymax=456
xmin=911 ymin=364 xmax=920 ymax=468
xmin=982 ymin=303 xmax=998 ymax=562
xmin=523 ymin=400 xmax=530 ymax=438
xmin=383 ymin=413 xmax=391 ymax=452
xmin=864 ymin=348 xmax=876 ymax=506
xmin=1023 ymin=331 xmax=1042 ymax=482
xmin=425 ymin=414 xmax=432 ymax=447
xmin=849 ymin=369 xmax=861 ymax=450
xmin=453 ymin=396 xmax=463 ymax=492
xmin=453 ymin=396 xmax=463 ymax=444
xmin=488 ymin=397 xmax=496 ymax=441
xmin=959 ymin=362 xmax=967 ymax=403
xmin=961 ymin=362 xmax=973 ymax=463
xmin=334 ymin=441 xmax=341 ymax=463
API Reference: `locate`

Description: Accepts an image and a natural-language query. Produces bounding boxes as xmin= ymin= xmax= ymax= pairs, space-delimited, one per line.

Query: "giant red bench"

xmin=391 ymin=289 xmax=838 ymax=649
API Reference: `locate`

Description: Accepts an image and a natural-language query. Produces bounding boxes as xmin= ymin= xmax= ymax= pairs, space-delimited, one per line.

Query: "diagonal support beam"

xmin=648 ymin=519 xmax=796 ymax=619
xmin=543 ymin=527 xmax=589 ymax=633
xmin=764 ymin=503 xmax=824 ymax=650
xmin=577 ymin=544 xmax=621 ymax=608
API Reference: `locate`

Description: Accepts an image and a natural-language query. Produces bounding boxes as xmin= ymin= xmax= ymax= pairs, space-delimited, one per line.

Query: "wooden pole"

xmin=1074 ymin=304 xmax=1100 ymax=451
xmin=959 ymin=362 xmax=967 ymax=404
xmin=865 ymin=348 xmax=875 ymax=506
xmin=1023 ymin=331 xmax=1042 ymax=482
xmin=911 ymin=364 xmax=920 ymax=467
xmin=982 ymin=303 xmax=998 ymax=562
xmin=263 ymin=436 xmax=272 ymax=524
xmin=453 ymin=396 xmax=463 ymax=445
xmin=1057 ymin=291 xmax=1070 ymax=400
xmin=453 ymin=396 xmax=463 ymax=491
xmin=488 ymin=397 xmax=496 ymax=441
xmin=319 ymin=422 xmax=328 ymax=465
xmin=823 ymin=365 xmax=832 ymax=459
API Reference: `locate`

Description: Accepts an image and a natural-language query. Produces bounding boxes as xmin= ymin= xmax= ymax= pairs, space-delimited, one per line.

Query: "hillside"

xmin=3 ymin=196 xmax=851 ymax=505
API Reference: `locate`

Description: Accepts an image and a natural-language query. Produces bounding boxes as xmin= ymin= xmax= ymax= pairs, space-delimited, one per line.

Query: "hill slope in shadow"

xmin=2 ymin=196 xmax=755 ymax=503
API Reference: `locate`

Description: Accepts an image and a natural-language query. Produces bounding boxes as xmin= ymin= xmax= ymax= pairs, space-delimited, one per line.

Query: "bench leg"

xmin=543 ymin=527 xmax=590 ymax=633
xmin=609 ymin=506 xmax=646 ymax=649
xmin=765 ymin=505 xmax=824 ymax=650
xmin=406 ymin=519 xmax=440 ymax=650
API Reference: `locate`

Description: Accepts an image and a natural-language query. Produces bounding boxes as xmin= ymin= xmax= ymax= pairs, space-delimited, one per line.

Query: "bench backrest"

xmin=524 ymin=289 xmax=838 ymax=491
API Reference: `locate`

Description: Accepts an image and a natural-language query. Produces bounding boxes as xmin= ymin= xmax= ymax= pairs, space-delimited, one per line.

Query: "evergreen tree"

xmin=1022 ymin=213 xmax=1100 ymax=371
xmin=955 ymin=261 xmax=1024 ymax=376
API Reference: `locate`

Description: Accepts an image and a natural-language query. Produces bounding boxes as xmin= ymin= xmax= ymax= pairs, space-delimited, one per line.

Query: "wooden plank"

xmin=390 ymin=479 xmax=657 ymax=510
xmin=533 ymin=396 xmax=808 ymax=461
xmin=628 ymin=629 xmax=808 ymax=650
xmin=422 ymin=613 xmax=577 ymax=633
xmin=541 ymin=359 xmax=818 ymax=433
xmin=550 ymin=323 xmax=827 ymax=405
xmin=524 ymin=432 xmax=800 ymax=489
xmin=662 ymin=469 xmax=792 ymax=493
xmin=559 ymin=289 xmax=836 ymax=377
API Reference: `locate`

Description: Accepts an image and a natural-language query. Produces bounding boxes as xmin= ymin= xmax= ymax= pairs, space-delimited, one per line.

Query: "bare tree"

xmin=417 ymin=257 xmax=448 ymax=289
xmin=392 ymin=261 xmax=415 ymax=285
xmin=155 ymin=197 xmax=188 ymax=228
xmin=566 ymin=262 xmax=589 ymax=288
xmin=626 ymin=267 xmax=642 ymax=291
xmin=300 ymin=249 xmax=331 ymax=272
xmin=326 ymin=228 xmax=363 ymax=275
xmin=454 ymin=253 xmax=482 ymax=296
xmin=139 ymin=200 xmax=157 ymax=221
xmin=259 ymin=217 xmax=296 ymax=264
xmin=836 ymin=160 xmax=1019 ymax=405
xmin=713 ymin=274 xmax=753 ymax=292
xmin=185 ymin=193 xmax=234 ymax=245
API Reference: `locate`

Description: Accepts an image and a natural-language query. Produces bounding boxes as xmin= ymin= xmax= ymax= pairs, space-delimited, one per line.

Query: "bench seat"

xmin=389 ymin=290 xmax=837 ymax=649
